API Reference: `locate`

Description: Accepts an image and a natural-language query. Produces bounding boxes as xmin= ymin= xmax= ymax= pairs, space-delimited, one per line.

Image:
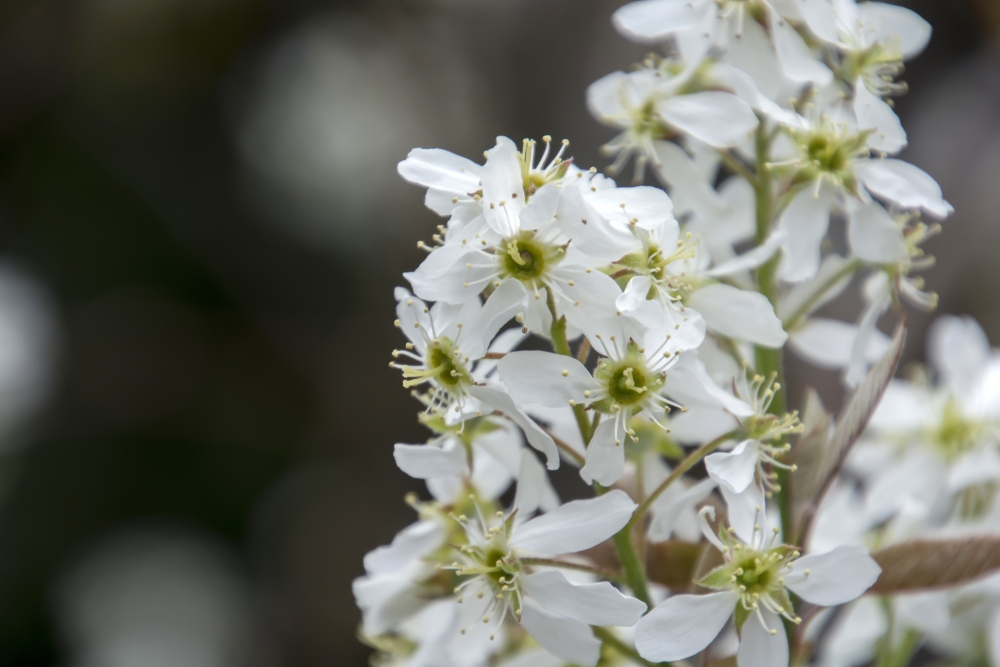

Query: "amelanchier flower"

xmin=635 ymin=506 xmax=881 ymax=667
xmin=444 ymin=490 xmax=646 ymax=667
xmin=404 ymin=137 xmax=661 ymax=336
xmin=390 ymin=286 xmax=560 ymax=467
xmin=497 ymin=307 xmax=718 ymax=485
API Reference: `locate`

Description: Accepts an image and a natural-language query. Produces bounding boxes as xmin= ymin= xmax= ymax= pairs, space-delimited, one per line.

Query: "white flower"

xmin=773 ymin=109 xmax=951 ymax=282
xmin=497 ymin=307 xmax=714 ymax=485
xmin=856 ymin=315 xmax=1000 ymax=524
xmin=587 ymin=62 xmax=758 ymax=183
xmin=390 ymin=287 xmax=560 ymax=466
xmin=703 ymin=371 xmax=803 ymax=535
xmin=635 ymin=507 xmax=881 ymax=667
xmin=445 ymin=490 xmax=646 ymax=666
xmin=404 ymin=137 xmax=629 ymax=336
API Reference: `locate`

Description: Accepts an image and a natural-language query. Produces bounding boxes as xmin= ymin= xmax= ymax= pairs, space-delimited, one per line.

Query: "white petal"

xmin=648 ymin=476 xmax=718 ymax=542
xmin=789 ymin=318 xmax=869 ymax=370
xmin=557 ymin=186 xmax=640 ymax=262
xmin=467 ymin=384 xmax=560 ymax=469
xmin=482 ymin=137 xmax=526 ymax=236
xmin=666 ymin=351 xmax=755 ymax=417
xmin=586 ymin=185 xmax=675 ymax=230
xmin=720 ymin=483 xmax=765 ymax=545
xmin=706 ymin=439 xmax=760 ymax=493
xmin=778 ymin=183 xmax=833 ymax=282
xmin=777 ymin=254 xmax=852 ymax=321
xmin=796 ymin=0 xmax=844 ymax=46
xmin=579 ymin=419 xmax=627 ymax=486
xmin=847 ymin=199 xmax=908 ymax=263
xmin=669 ymin=405 xmax=740 ymax=445
xmin=854 ymin=79 xmax=906 ymax=154
xmin=855 ymin=159 xmax=952 ymax=219
xmin=894 ymin=591 xmax=951 ymax=634
xmin=519 ymin=183 xmax=561 ymax=230
xmin=498 ymin=351 xmax=597 ymax=408
xmin=519 ymin=601 xmax=602 ymax=667
xmin=785 ymin=545 xmax=881 ymax=606
xmin=513 ymin=450 xmax=550 ymax=516
xmin=521 ymin=570 xmax=647 ymax=626
xmin=771 ymin=8 xmax=833 ymax=84
xmin=511 ymin=489 xmax=636 ymax=555
xmin=397 ymin=148 xmax=481 ymax=195
xmin=819 ymin=597 xmax=885 ymax=667
xmin=612 ymin=0 xmax=705 ymax=43
xmin=927 ymin=314 xmax=991 ymax=398
xmin=658 ymin=92 xmax=759 ymax=148
xmin=405 ymin=245 xmax=497 ymax=304
xmin=688 ymin=284 xmax=788 ymax=348
xmin=653 ymin=140 xmax=730 ymax=220
xmin=737 ymin=610 xmax=788 ymax=667
xmin=393 ymin=441 xmax=467 ymax=480
xmin=704 ymin=230 xmax=787 ymax=278
xmin=363 ymin=521 xmax=444 ymax=574
xmin=858 ymin=2 xmax=931 ymax=59
xmin=635 ymin=591 xmax=739 ymax=661
xmin=948 ymin=447 xmax=1000 ymax=491
xmin=462 ymin=279 xmax=527 ymax=360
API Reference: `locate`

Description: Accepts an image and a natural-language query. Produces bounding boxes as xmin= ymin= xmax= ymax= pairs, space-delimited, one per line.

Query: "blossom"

xmin=497 ymin=306 xmax=717 ymax=485
xmin=390 ymin=286 xmax=559 ymax=466
xmin=444 ymin=490 xmax=646 ymax=666
xmin=635 ymin=507 xmax=881 ymax=667
xmin=403 ymin=137 xmax=641 ymax=336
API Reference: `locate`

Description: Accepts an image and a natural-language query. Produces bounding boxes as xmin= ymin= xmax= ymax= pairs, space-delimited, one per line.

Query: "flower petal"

xmin=737 ymin=610 xmax=788 ymax=667
xmin=468 ymin=384 xmax=560 ymax=469
xmin=397 ymin=148 xmax=481 ymax=196
xmin=635 ymin=591 xmax=739 ymax=662
xmin=519 ymin=600 xmax=602 ymax=667
xmin=658 ymin=92 xmax=759 ymax=149
xmin=688 ymin=284 xmax=788 ymax=348
xmin=363 ymin=521 xmax=444 ymax=574
xmin=498 ymin=351 xmax=597 ymax=408
xmin=521 ymin=570 xmax=647 ymax=626
xmin=579 ymin=418 xmax=627 ymax=486
xmin=511 ymin=489 xmax=636 ymax=555
xmin=482 ymin=137 xmax=526 ymax=236
xmin=858 ymin=2 xmax=931 ymax=59
xmin=586 ymin=185 xmax=675 ymax=231
xmin=612 ymin=0 xmax=705 ymax=43
xmin=854 ymin=78 xmax=906 ymax=154
xmin=706 ymin=439 xmax=760 ymax=493
xmin=771 ymin=8 xmax=833 ymax=84
xmin=847 ymin=199 xmax=908 ymax=263
xmin=720 ymin=482 xmax=765 ymax=545
xmin=855 ymin=159 xmax=952 ymax=219
xmin=393 ymin=440 xmax=467 ymax=480
xmin=785 ymin=545 xmax=882 ymax=605
xmin=778 ymin=183 xmax=833 ymax=282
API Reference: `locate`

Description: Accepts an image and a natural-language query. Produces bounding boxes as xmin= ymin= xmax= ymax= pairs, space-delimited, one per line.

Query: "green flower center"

xmin=929 ymin=399 xmax=987 ymax=461
xmin=423 ymin=338 xmax=472 ymax=389
xmin=788 ymin=123 xmax=868 ymax=194
xmin=500 ymin=233 xmax=561 ymax=283
xmin=594 ymin=342 xmax=664 ymax=410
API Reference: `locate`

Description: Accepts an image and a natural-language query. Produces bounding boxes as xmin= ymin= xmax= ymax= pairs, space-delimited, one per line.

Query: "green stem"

xmin=593 ymin=626 xmax=666 ymax=666
xmin=628 ymin=431 xmax=736 ymax=530
xmin=547 ymin=291 xmax=593 ymax=444
xmin=595 ymin=483 xmax=652 ymax=607
xmin=719 ymin=149 xmax=758 ymax=186
xmin=751 ymin=123 xmax=794 ymax=543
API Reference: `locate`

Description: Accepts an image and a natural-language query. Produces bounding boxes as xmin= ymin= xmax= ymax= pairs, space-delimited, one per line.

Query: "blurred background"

xmin=0 ymin=0 xmax=996 ymax=664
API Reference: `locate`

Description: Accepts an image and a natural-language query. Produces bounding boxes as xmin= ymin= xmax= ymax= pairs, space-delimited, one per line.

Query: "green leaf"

xmin=869 ymin=536 xmax=1000 ymax=594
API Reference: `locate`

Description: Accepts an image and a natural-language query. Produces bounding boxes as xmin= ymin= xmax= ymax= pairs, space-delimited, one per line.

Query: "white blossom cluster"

xmin=352 ymin=2 xmax=1000 ymax=667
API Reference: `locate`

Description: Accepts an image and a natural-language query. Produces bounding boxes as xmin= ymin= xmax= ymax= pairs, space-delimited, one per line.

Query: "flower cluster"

xmin=353 ymin=2 xmax=999 ymax=667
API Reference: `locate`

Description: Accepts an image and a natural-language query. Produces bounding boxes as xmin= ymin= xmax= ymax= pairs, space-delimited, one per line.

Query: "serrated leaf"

xmin=799 ymin=319 xmax=906 ymax=542
xmin=791 ymin=388 xmax=832 ymax=520
xmin=869 ymin=536 xmax=1000 ymax=594
xmin=645 ymin=540 xmax=707 ymax=591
